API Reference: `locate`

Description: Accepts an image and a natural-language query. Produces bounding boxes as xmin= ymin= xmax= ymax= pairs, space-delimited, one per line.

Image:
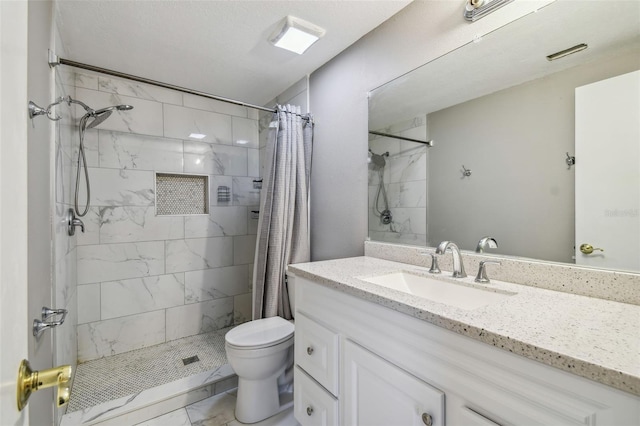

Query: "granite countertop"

xmin=288 ymin=256 xmax=640 ymax=396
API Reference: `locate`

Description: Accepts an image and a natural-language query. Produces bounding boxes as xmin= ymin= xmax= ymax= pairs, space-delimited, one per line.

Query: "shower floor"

xmin=67 ymin=327 xmax=233 ymax=413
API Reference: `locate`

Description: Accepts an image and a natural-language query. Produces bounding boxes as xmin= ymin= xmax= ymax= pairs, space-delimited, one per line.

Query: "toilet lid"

xmin=225 ymin=316 xmax=294 ymax=349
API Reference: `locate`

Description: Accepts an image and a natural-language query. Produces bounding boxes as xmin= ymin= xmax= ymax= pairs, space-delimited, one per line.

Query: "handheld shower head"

xmin=368 ymin=149 xmax=389 ymax=169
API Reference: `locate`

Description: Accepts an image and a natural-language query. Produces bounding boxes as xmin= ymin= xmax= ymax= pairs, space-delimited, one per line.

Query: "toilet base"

xmin=235 ymin=376 xmax=294 ymax=424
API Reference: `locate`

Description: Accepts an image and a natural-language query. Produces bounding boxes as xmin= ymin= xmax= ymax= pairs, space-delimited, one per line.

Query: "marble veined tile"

xmin=98 ymin=76 xmax=183 ymax=105
xmin=76 ymin=207 xmax=100 ymax=246
xmin=183 ymin=92 xmax=249 ymax=118
xmin=89 ymin=168 xmax=154 ymax=207
xmin=233 ymin=235 xmax=257 ymax=265
xmin=184 ymin=391 xmax=237 ymax=426
xmin=77 ymin=283 xmax=101 ymax=324
xmin=184 ymin=265 xmax=251 ymax=303
xmin=164 ymin=104 xmax=232 ymax=145
xmin=77 ymin=310 xmax=166 ymax=362
xmin=69 ymin=71 xmax=99 ymax=90
xmin=184 ymin=206 xmax=248 ymax=238
xmin=166 ymin=237 xmax=234 ymax=273
xmin=184 ymin=142 xmax=248 ymax=176
xmin=166 ymin=297 xmax=234 ymax=342
xmin=75 ymin=88 xmax=164 ymax=137
xmin=248 ymin=148 xmax=260 ymax=178
xmin=234 ymin=293 xmax=252 ymax=325
xmin=388 ymin=180 xmax=427 ymax=208
xmin=99 ymin=206 xmax=184 ymax=243
xmin=136 ymin=409 xmax=191 ymax=426
xmin=80 ymin=128 xmax=99 ymax=168
xmin=99 ymin=130 xmax=184 ymax=172
xmin=232 ymin=117 xmax=259 ymax=148
xmin=77 ymin=241 xmax=165 ymax=284
xmin=387 ymin=146 xmax=427 ymax=184
xmin=101 ymin=273 xmax=185 ymax=320
xmin=232 ymin=177 xmax=261 ymax=206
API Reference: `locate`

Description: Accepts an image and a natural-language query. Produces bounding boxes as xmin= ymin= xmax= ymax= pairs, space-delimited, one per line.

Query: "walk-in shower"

xmin=64 ymin=96 xmax=133 ymax=217
xmin=369 ymin=149 xmax=392 ymax=225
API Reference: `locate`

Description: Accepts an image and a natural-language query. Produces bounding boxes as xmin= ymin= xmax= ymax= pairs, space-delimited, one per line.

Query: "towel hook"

xmin=565 ymin=152 xmax=575 ymax=170
xmin=462 ymin=165 xmax=472 ymax=177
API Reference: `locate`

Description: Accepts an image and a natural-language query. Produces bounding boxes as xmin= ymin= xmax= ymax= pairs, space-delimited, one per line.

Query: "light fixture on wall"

xmin=189 ymin=133 xmax=207 ymax=139
xmin=546 ymin=43 xmax=588 ymax=61
xmin=270 ymin=16 xmax=325 ymax=54
xmin=464 ymin=0 xmax=514 ymax=22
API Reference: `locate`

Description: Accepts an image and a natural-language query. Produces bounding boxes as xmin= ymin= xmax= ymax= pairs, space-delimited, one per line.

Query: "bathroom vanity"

xmin=288 ymin=254 xmax=640 ymax=426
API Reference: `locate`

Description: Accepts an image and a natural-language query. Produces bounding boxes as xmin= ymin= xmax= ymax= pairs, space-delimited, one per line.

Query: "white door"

xmin=575 ymin=70 xmax=640 ymax=271
xmin=342 ymin=340 xmax=445 ymax=426
xmin=0 ymin=1 xmax=30 ymax=424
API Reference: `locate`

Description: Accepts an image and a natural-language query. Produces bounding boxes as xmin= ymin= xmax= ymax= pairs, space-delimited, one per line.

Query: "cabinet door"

xmin=343 ymin=340 xmax=445 ymax=426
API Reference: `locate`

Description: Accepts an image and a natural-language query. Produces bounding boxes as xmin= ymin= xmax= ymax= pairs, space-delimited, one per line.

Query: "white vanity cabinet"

xmin=291 ymin=274 xmax=640 ymax=426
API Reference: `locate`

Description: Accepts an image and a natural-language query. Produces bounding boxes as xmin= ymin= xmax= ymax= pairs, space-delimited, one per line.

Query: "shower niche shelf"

xmin=156 ymin=173 xmax=209 ymax=216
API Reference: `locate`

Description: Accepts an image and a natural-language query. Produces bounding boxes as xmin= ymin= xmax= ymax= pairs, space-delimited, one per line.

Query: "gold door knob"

xmin=17 ymin=359 xmax=72 ymax=411
xmin=580 ymin=244 xmax=604 ymax=254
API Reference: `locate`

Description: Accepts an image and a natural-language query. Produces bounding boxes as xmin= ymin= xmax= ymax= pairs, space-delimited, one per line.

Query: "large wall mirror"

xmin=368 ymin=1 xmax=640 ymax=273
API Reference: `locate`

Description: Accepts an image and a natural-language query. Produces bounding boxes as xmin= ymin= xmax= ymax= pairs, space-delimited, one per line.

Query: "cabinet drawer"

xmin=294 ymin=366 xmax=339 ymax=426
xmin=295 ymin=312 xmax=339 ymax=395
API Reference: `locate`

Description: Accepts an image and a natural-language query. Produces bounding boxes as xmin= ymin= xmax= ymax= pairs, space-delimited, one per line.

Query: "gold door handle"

xmin=580 ymin=244 xmax=604 ymax=254
xmin=17 ymin=359 xmax=72 ymax=411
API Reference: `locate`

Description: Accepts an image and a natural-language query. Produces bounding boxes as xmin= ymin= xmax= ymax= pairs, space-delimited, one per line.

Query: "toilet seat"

xmin=225 ymin=316 xmax=294 ymax=350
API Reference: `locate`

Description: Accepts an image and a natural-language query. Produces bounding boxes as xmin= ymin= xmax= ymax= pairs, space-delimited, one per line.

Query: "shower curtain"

xmin=253 ymin=104 xmax=313 ymax=320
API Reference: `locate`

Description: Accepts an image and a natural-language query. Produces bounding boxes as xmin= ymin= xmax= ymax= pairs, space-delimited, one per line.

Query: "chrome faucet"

xmin=476 ymin=236 xmax=498 ymax=253
xmin=436 ymin=241 xmax=467 ymax=278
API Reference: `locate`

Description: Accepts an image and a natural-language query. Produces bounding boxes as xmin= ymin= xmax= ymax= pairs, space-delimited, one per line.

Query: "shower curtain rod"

xmin=368 ymin=130 xmax=434 ymax=146
xmin=49 ymin=53 xmax=310 ymax=119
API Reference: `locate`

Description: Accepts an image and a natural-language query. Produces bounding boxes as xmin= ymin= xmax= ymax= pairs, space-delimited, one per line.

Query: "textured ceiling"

xmin=55 ymin=0 xmax=412 ymax=106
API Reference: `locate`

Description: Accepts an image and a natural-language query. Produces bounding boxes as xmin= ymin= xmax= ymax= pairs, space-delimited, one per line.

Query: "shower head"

xmin=84 ymin=110 xmax=112 ymax=129
xmin=72 ymin=100 xmax=134 ymax=130
xmin=368 ymin=149 xmax=389 ymax=169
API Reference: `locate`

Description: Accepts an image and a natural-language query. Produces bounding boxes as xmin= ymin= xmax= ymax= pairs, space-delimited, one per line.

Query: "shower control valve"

xmin=66 ymin=208 xmax=85 ymax=236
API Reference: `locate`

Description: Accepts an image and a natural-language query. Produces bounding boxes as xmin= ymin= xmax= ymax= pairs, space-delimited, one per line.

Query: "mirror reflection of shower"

xmin=64 ymin=96 xmax=133 ymax=217
xmin=368 ymin=149 xmax=392 ymax=225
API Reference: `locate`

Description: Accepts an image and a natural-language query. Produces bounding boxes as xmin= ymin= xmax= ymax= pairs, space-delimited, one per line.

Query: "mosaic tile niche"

xmin=156 ymin=173 xmax=209 ymax=215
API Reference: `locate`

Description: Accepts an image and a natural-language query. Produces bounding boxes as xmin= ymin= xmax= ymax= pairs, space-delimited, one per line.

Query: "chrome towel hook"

xmin=566 ymin=152 xmax=576 ymax=170
xmin=462 ymin=165 xmax=472 ymax=177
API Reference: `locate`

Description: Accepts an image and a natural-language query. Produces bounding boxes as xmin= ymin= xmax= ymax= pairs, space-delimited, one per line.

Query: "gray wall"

xmin=309 ymin=0 xmax=552 ymax=261
xmin=427 ymin=51 xmax=640 ymax=263
xmin=27 ymin=1 xmax=55 ymax=424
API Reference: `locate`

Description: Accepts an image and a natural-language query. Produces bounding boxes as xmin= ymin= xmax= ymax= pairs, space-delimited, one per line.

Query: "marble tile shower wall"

xmin=68 ymin=72 xmax=259 ymax=362
xmin=368 ymin=116 xmax=427 ymax=246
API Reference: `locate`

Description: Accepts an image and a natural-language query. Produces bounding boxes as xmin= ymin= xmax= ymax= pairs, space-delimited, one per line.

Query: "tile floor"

xmin=136 ymin=391 xmax=299 ymax=426
xmin=68 ymin=327 xmax=232 ymax=412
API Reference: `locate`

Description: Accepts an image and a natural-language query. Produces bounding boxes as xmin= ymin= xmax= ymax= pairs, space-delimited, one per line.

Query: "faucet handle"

xmin=420 ymin=251 xmax=441 ymax=274
xmin=475 ymin=260 xmax=501 ymax=283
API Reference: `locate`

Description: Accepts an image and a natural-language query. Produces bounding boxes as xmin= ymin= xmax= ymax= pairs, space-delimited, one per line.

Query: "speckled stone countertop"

xmin=288 ymin=256 xmax=640 ymax=397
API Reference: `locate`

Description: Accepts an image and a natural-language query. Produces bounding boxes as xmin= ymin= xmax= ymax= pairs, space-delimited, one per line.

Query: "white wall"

xmin=309 ymin=0 xmax=553 ymax=261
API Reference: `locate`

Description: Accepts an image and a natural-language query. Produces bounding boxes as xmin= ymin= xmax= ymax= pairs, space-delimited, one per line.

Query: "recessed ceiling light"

xmin=270 ymin=16 xmax=326 ymax=55
xmin=189 ymin=133 xmax=207 ymax=139
xmin=236 ymin=140 xmax=249 ymax=145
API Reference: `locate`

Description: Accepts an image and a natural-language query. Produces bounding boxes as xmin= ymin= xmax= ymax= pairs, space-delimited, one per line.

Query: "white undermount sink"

xmin=360 ymin=271 xmax=516 ymax=310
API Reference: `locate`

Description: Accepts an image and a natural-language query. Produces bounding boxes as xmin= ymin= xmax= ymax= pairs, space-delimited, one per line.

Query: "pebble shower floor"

xmin=67 ymin=327 xmax=232 ymax=412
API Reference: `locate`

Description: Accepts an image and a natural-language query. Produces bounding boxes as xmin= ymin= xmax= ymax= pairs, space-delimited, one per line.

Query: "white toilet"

xmin=225 ymin=286 xmax=295 ymax=424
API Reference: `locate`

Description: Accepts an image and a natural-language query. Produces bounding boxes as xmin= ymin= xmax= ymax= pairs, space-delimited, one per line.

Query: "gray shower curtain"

xmin=253 ymin=104 xmax=313 ymax=320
